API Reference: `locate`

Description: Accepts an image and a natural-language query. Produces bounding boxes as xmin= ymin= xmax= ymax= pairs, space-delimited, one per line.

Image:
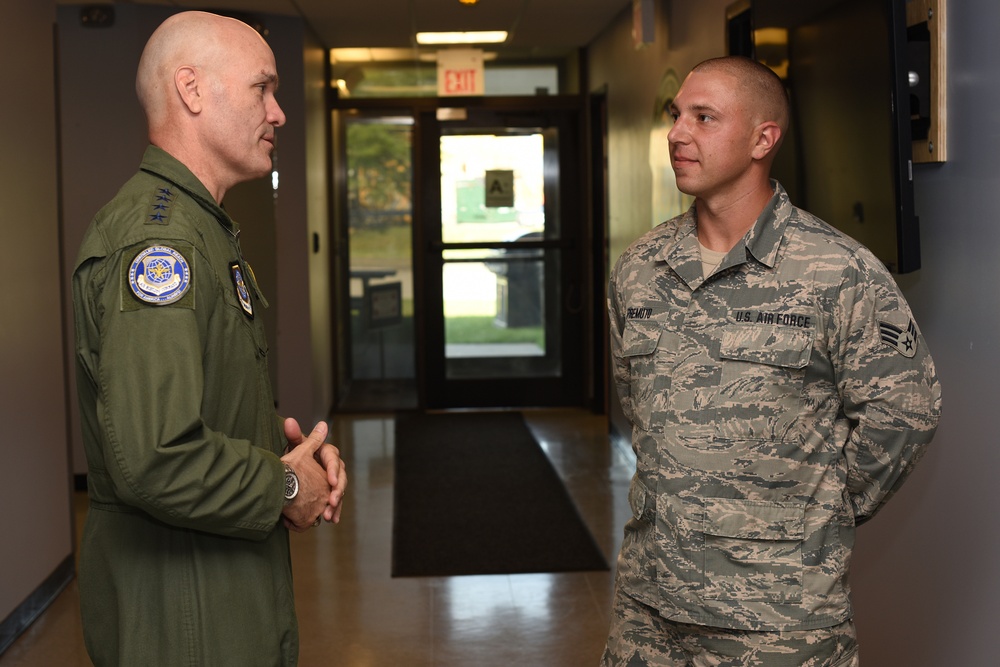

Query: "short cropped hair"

xmin=692 ymin=56 xmax=789 ymax=134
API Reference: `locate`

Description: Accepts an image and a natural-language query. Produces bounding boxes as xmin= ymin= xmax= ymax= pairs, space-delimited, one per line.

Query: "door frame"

xmin=331 ymin=95 xmax=601 ymax=411
xmin=418 ymin=101 xmax=585 ymax=408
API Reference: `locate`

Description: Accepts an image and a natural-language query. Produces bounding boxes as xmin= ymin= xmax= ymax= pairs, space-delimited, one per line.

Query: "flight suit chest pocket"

xmin=700 ymin=498 xmax=805 ymax=604
xmin=621 ymin=320 xmax=664 ymax=432
xmin=221 ymin=264 xmax=269 ymax=359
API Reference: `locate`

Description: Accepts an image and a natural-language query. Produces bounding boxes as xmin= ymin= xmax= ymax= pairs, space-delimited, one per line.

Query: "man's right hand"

xmin=280 ymin=420 xmax=336 ymax=532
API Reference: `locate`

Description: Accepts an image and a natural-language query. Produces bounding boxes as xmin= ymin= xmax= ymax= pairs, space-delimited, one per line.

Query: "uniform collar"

xmin=139 ymin=145 xmax=240 ymax=238
xmin=656 ymin=213 xmax=703 ymax=288
xmin=744 ymin=180 xmax=792 ymax=269
xmin=654 ymin=180 xmax=792 ymax=289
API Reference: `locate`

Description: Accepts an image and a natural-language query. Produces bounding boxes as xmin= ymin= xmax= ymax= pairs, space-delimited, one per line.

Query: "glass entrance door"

xmin=340 ymin=114 xmax=417 ymax=410
xmin=420 ymin=106 xmax=585 ymax=408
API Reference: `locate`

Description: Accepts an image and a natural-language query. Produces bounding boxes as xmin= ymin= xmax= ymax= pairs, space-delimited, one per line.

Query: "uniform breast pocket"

xmin=716 ymin=325 xmax=813 ymax=441
xmin=221 ymin=282 xmax=269 ymax=360
xmin=622 ymin=321 xmax=663 ymax=432
xmin=700 ymin=497 xmax=804 ymax=603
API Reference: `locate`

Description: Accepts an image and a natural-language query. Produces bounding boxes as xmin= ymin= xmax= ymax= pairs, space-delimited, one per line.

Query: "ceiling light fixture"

xmin=415 ymin=30 xmax=508 ymax=45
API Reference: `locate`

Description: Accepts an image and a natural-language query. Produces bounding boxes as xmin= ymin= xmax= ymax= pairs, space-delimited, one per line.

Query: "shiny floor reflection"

xmin=1 ymin=409 xmax=634 ymax=667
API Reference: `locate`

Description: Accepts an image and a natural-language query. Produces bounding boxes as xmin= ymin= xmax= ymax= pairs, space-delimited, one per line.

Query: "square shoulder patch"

xmin=120 ymin=243 xmax=195 ymax=311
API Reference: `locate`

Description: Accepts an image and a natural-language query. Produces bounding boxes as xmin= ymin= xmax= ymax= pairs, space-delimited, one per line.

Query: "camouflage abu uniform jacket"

xmin=608 ymin=182 xmax=941 ymax=631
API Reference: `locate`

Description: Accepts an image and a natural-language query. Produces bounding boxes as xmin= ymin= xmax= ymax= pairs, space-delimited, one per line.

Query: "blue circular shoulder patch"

xmin=128 ymin=245 xmax=191 ymax=305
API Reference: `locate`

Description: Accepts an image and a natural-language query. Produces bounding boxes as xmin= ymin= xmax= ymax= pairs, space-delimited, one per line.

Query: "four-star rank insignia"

xmin=147 ymin=187 xmax=174 ymax=225
xmin=230 ymin=261 xmax=254 ymax=318
xmin=879 ymin=318 xmax=918 ymax=358
xmin=128 ymin=245 xmax=191 ymax=305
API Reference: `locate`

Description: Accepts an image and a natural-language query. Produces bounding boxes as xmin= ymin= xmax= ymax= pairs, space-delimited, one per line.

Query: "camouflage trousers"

xmin=602 ymin=590 xmax=859 ymax=667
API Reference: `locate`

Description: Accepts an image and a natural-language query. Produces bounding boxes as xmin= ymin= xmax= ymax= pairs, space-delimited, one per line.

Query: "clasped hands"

xmin=280 ymin=418 xmax=347 ymax=532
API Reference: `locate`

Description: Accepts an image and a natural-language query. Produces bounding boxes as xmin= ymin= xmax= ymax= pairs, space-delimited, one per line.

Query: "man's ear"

xmin=174 ymin=65 xmax=202 ymax=114
xmin=751 ymin=121 xmax=782 ymax=161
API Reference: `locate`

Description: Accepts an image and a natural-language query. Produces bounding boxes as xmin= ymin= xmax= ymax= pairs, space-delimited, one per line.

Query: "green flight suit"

xmin=72 ymin=145 xmax=295 ymax=666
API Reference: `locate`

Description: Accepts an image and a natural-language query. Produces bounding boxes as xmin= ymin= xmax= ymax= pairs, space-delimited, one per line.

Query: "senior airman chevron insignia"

xmin=879 ymin=318 xmax=918 ymax=358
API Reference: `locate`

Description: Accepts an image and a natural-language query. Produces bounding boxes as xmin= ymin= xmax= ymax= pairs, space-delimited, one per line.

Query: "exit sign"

xmin=437 ymin=49 xmax=485 ymax=96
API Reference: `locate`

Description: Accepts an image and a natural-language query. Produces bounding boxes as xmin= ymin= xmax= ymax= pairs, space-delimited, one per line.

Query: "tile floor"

xmin=1 ymin=409 xmax=635 ymax=667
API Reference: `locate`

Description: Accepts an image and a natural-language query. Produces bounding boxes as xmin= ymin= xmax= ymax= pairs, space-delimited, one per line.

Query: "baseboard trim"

xmin=0 ymin=554 xmax=75 ymax=656
xmin=609 ymin=422 xmax=636 ymax=467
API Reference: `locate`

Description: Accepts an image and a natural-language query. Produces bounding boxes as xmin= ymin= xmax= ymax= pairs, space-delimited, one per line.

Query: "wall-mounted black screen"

xmin=731 ymin=0 xmax=920 ymax=273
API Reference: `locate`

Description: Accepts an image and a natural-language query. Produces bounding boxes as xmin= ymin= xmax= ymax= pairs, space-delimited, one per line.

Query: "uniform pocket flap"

xmin=719 ymin=325 xmax=812 ymax=369
xmin=627 ymin=476 xmax=649 ymax=520
xmin=622 ymin=321 xmax=660 ymax=357
xmin=702 ymin=498 xmax=804 ymax=541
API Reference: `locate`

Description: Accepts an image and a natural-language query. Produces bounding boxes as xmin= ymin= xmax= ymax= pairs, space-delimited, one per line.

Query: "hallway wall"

xmin=846 ymin=2 xmax=997 ymax=663
xmin=589 ymin=0 xmax=990 ymax=664
xmin=0 ymin=0 xmax=73 ymax=641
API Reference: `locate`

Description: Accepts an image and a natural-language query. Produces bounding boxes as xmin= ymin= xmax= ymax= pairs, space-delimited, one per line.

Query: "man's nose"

xmin=667 ymin=121 xmax=683 ymax=144
xmin=269 ymin=98 xmax=286 ymax=127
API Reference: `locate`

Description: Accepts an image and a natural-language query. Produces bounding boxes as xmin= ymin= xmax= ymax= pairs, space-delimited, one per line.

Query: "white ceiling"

xmin=58 ymin=0 xmax=632 ymax=62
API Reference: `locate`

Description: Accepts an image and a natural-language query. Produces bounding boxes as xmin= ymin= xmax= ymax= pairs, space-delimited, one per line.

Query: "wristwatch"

xmin=283 ymin=463 xmax=299 ymax=505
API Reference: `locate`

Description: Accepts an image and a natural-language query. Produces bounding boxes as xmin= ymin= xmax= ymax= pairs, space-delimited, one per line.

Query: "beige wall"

xmin=0 ymin=0 xmax=74 ymax=628
xmin=303 ymin=30 xmax=335 ymax=420
xmin=267 ymin=17 xmax=335 ymax=426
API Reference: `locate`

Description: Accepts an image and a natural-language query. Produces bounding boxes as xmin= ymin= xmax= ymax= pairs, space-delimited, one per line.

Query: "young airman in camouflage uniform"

xmin=603 ymin=56 xmax=941 ymax=666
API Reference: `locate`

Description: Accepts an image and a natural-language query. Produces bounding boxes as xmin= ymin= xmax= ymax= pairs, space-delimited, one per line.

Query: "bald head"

xmin=134 ymin=11 xmax=285 ymax=202
xmin=691 ymin=56 xmax=790 ymax=139
xmin=136 ymin=11 xmax=268 ymax=128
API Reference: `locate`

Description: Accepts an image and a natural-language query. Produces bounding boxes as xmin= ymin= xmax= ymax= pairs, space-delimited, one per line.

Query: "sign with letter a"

xmin=437 ymin=49 xmax=485 ymax=96
xmin=484 ymin=170 xmax=515 ymax=208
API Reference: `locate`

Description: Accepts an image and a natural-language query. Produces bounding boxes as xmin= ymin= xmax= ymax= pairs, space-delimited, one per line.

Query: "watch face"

xmin=284 ymin=468 xmax=299 ymax=501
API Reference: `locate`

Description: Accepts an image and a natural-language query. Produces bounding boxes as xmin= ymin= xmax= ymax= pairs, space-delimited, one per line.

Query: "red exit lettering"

xmin=444 ymin=68 xmax=477 ymax=94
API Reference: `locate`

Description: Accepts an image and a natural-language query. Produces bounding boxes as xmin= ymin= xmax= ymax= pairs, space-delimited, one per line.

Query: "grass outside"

xmin=446 ymin=315 xmax=543 ymax=347
xmin=350 ymin=306 xmax=542 ymax=347
xmin=350 ymin=225 xmax=410 ymax=259
xmin=351 ymin=226 xmax=542 ymax=346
